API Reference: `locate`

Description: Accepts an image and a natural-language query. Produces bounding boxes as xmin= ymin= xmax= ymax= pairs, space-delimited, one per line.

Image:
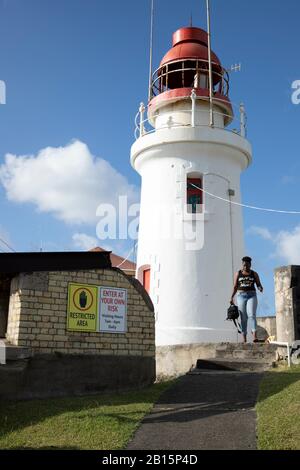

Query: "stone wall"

xmin=257 ymin=316 xmax=276 ymax=339
xmin=6 ymin=268 xmax=155 ymax=358
xmin=2 ymin=268 xmax=155 ymax=399
xmin=275 ymin=266 xmax=300 ymax=343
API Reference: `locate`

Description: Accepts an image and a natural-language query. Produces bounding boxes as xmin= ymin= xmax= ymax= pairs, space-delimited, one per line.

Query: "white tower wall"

xmin=131 ymin=101 xmax=252 ymax=346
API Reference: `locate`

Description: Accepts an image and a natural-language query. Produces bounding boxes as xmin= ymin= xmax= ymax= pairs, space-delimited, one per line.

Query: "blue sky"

xmin=0 ymin=0 xmax=300 ymax=316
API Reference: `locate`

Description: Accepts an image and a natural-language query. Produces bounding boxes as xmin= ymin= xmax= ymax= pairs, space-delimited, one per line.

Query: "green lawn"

xmin=0 ymin=381 xmax=174 ymax=450
xmin=256 ymin=364 xmax=300 ymax=450
xmin=3 ymin=366 xmax=299 ymax=451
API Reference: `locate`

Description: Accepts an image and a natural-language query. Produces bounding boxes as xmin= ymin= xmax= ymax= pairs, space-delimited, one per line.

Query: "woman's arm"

xmin=254 ymin=271 xmax=263 ymax=292
xmin=230 ymin=272 xmax=239 ymax=304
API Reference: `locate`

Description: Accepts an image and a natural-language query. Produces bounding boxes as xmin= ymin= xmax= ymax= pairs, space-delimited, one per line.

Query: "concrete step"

xmin=1 ymin=342 xmax=32 ymax=361
xmin=215 ymin=343 xmax=278 ymax=361
xmin=215 ymin=342 xmax=278 ymax=352
xmin=191 ymin=357 xmax=275 ymax=373
xmin=0 ymin=360 xmax=30 ymax=399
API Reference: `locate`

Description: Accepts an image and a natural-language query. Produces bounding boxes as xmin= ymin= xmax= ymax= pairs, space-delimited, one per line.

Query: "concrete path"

xmin=127 ymin=371 xmax=264 ymax=450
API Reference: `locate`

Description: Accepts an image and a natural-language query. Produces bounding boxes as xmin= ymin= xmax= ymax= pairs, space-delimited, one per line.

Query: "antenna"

xmin=228 ymin=63 xmax=242 ymax=73
xmin=190 ymin=12 xmax=193 ymax=27
xmin=148 ymin=0 xmax=155 ymax=103
xmin=206 ymin=0 xmax=214 ymax=127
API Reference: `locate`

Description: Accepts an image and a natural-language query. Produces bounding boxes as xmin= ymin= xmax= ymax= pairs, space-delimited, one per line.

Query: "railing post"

xmin=191 ymin=89 xmax=196 ymax=128
xmin=240 ymin=102 xmax=246 ymax=137
xmin=139 ymin=102 xmax=145 ymax=137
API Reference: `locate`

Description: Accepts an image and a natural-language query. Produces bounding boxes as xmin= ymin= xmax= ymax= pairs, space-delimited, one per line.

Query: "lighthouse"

xmin=131 ymin=25 xmax=252 ymax=346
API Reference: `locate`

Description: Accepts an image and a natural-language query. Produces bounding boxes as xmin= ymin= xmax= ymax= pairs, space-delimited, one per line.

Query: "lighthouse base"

xmin=156 ymin=326 xmax=239 ymax=347
xmin=155 ymin=342 xmax=278 ymax=380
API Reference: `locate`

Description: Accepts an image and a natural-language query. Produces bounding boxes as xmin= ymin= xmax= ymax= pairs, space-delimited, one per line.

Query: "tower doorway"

xmin=143 ymin=269 xmax=151 ymax=294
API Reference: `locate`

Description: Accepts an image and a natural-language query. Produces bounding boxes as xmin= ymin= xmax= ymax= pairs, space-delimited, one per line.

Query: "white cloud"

xmin=72 ymin=233 xmax=98 ymax=251
xmin=247 ymin=226 xmax=272 ymax=240
xmin=0 ymin=140 xmax=138 ymax=225
xmin=72 ymin=233 xmax=134 ymax=259
xmin=274 ymin=225 xmax=300 ymax=265
xmin=248 ymin=224 xmax=300 ymax=264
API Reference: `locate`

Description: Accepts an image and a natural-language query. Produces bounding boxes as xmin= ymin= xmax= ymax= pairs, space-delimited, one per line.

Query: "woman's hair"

xmin=242 ymin=256 xmax=252 ymax=263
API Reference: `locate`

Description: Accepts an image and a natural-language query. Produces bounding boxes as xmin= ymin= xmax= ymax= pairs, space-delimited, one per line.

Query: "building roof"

xmin=0 ymin=251 xmax=112 ymax=278
xmin=90 ymin=247 xmax=136 ymax=272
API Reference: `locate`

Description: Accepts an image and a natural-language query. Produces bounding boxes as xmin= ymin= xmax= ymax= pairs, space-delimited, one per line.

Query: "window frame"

xmin=186 ymin=176 xmax=203 ymax=214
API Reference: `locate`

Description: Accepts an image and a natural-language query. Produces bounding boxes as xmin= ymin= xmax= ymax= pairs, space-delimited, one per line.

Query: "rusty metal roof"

xmin=89 ymin=247 xmax=136 ymax=272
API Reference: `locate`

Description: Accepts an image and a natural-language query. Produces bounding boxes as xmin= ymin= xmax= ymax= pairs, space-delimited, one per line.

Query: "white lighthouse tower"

xmin=131 ymin=25 xmax=252 ymax=346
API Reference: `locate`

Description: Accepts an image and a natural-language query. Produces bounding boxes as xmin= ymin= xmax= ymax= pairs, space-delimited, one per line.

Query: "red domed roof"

xmin=172 ymin=27 xmax=208 ymax=47
xmin=148 ymin=25 xmax=232 ymax=123
xmin=160 ymin=26 xmax=221 ymax=70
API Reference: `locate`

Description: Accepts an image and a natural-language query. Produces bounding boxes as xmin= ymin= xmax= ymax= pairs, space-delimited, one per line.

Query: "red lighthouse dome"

xmin=149 ymin=26 xmax=233 ymax=124
xmin=160 ymin=27 xmax=222 ymax=82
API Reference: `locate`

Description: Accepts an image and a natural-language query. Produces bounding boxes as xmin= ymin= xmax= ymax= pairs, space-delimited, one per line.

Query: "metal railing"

xmin=150 ymin=59 xmax=230 ymax=100
xmin=134 ymin=92 xmax=247 ymax=140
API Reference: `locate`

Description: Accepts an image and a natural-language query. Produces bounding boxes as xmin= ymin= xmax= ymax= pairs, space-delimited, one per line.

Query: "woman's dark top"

xmin=237 ymin=270 xmax=256 ymax=292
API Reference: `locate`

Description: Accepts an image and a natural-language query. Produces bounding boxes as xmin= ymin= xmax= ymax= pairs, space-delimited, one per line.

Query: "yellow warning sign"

xmin=67 ymin=283 xmax=98 ymax=332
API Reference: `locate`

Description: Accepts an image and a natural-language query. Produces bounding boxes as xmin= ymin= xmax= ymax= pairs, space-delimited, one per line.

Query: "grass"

xmin=0 ymin=380 xmax=174 ymax=450
xmin=3 ymin=365 xmax=299 ymax=451
xmin=256 ymin=364 xmax=300 ymax=450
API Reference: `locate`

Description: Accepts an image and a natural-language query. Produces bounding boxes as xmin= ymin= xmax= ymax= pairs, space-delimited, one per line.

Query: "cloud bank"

xmin=0 ymin=140 xmax=138 ymax=225
xmin=249 ymin=224 xmax=300 ymax=265
xmin=72 ymin=232 xmax=98 ymax=251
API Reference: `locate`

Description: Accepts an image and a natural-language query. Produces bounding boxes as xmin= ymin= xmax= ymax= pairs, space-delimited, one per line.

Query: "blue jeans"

xmin=236 ymin=291 xmax=257 ymax=335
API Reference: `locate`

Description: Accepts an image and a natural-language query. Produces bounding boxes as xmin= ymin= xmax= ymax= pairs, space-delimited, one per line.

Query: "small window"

xmin=187 ymin=178 xmax=202 ymax=214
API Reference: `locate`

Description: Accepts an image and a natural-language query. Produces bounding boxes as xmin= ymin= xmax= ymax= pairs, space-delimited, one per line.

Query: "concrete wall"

xmin=0 ymin=354 xmax=155 ymax=401
xmin=156 ymin=342 xmax=278 ymax=379
xmin=156 ymin=343 xmax=218 ymax=379
xmin=275 ymin=266 xmax=300 ymax=343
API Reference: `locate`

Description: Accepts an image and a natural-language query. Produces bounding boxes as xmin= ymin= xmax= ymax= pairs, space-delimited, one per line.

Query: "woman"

xmin=230 ymin=256 xmax=263 ymax=343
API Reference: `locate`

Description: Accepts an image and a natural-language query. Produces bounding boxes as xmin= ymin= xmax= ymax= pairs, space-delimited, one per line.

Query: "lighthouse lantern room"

xmin=131 ymin=24 xmax=252 ymax=346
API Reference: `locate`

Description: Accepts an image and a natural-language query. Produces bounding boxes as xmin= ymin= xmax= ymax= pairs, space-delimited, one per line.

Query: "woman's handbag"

xmin=227 ymin=304 xmax=242 ymax=333
xmin=227 ymin=304 xmax=239 ymax=320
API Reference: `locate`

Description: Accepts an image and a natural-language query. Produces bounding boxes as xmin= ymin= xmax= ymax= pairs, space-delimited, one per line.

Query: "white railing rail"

xmin=134 ymin=92 xmax=248 ymax=140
